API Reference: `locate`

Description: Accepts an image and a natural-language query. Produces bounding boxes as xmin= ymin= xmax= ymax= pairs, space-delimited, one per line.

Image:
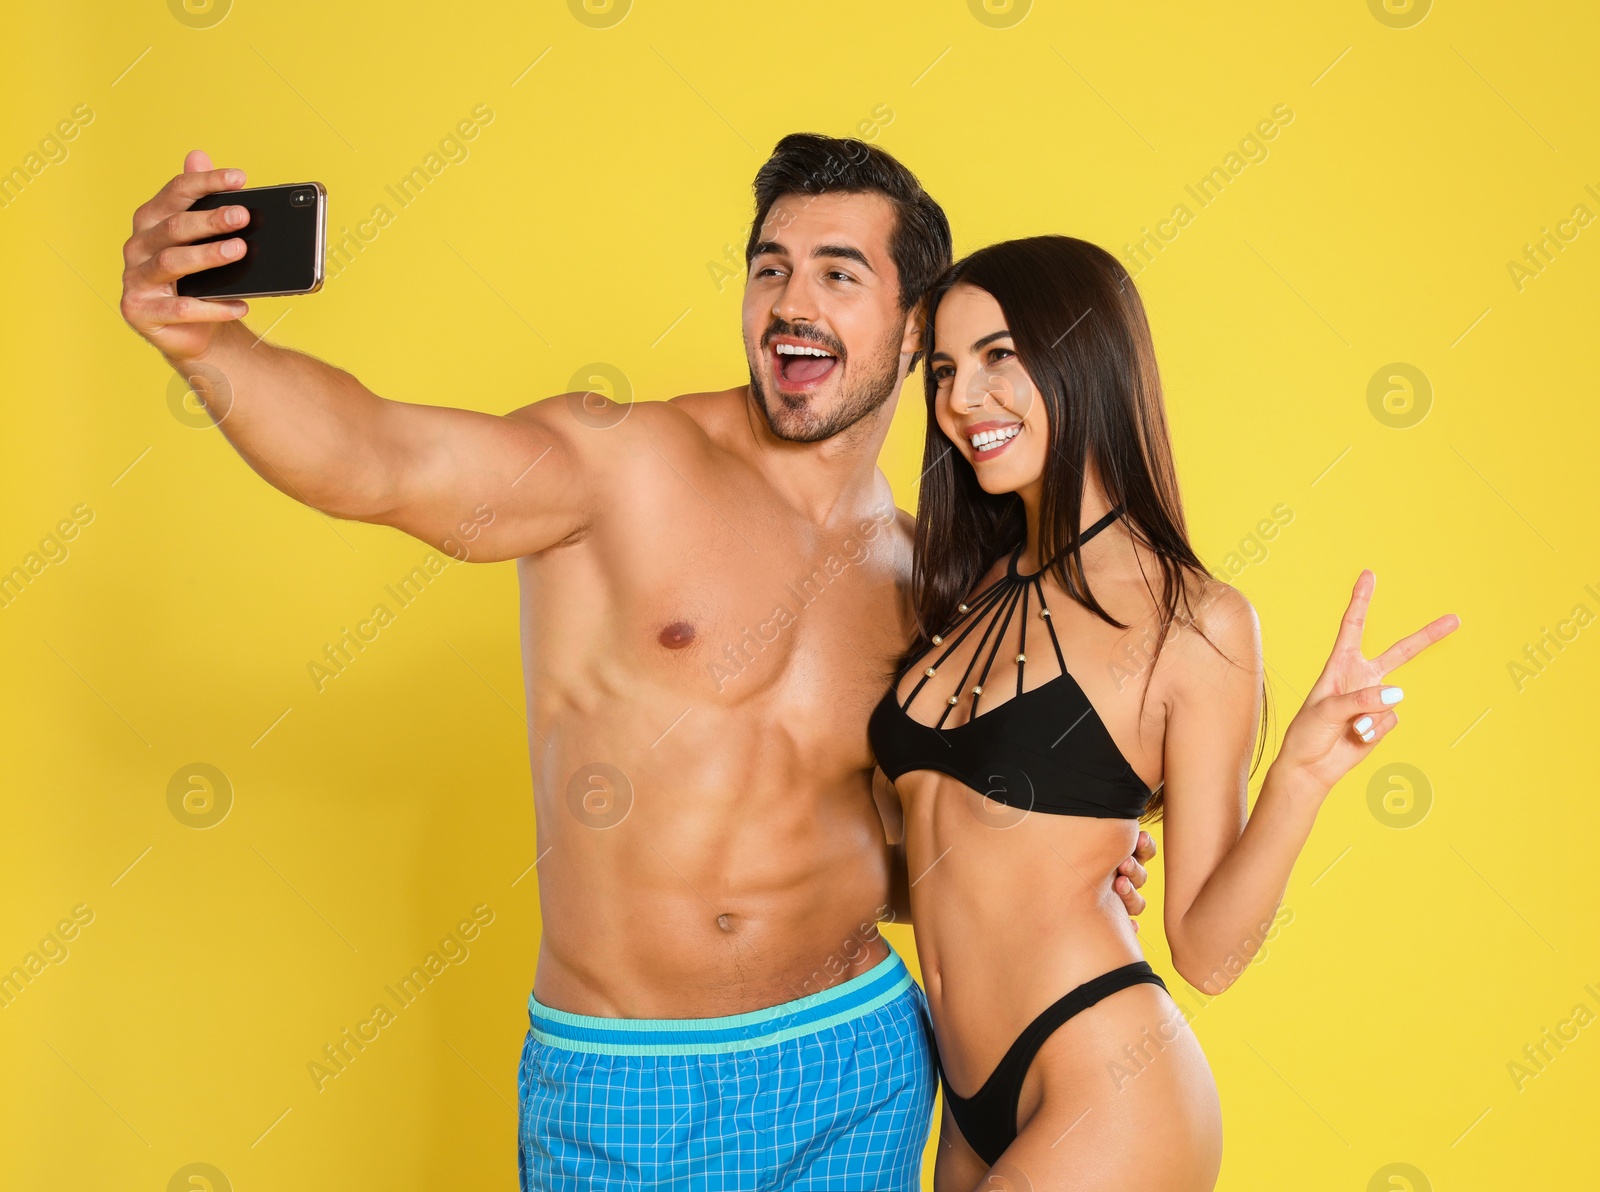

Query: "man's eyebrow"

xmin=814 ymin=244 xmax=874 ymax=271
xmin=749 ymin=241 xmax=875 ymax=271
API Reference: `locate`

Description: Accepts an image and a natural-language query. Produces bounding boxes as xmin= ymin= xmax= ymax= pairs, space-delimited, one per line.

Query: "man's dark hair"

xmin=745 ymin=133 xmax=953 ymax=322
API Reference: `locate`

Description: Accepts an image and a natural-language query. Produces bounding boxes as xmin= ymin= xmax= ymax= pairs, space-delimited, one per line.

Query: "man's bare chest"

xmin=627 ymin=506 xmax=905 ymax=709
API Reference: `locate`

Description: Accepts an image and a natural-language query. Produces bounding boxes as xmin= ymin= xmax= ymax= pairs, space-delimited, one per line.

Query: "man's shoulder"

xmin=504 ymin=386 xmax=743 ymax=458
xmin=666 ymin=386 xmax=749 ymax=423
xmin=866 ymin=477 xmax=914 ymax=548
xmin=891 ymin=506 xmax=915 ymax=545
xmin=852 ymin=479 xmax=913 ymax=583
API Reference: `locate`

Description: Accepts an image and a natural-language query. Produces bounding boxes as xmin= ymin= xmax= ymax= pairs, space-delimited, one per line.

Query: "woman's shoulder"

xmin=1161 ymin=570 xmax=1262 ymax=688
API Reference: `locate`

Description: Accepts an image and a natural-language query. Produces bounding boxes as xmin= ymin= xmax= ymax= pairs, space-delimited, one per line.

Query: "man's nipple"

xmin=658 ymin=621 xmax=696 ymax=650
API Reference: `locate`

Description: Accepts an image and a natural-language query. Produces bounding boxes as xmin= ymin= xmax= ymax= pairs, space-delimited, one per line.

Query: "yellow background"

xmin=2 ymin=1 xmax=1595 ymax=1188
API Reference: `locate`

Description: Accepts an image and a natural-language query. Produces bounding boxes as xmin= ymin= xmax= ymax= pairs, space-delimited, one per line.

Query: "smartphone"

xmin=177 ymin=181 xmax=327 ymax=300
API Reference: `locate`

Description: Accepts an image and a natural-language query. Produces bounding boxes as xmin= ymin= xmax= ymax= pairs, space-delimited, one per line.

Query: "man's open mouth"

xmin=771 ymin=339 xmax=840 ymax=391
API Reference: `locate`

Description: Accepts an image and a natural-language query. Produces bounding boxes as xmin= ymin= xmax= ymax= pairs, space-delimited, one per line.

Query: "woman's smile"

xmin=965 ymin=419 xmax=1023 ymax=459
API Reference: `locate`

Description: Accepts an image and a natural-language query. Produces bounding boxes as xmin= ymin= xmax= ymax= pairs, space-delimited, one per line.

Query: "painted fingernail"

xmin=1381 ymin=687 xmax=1404 ymax=704
xmin=1354 ymin=716 xmax=1373 ymax=735
xmin=1360 ymin=728 xmax=1376 ymax=743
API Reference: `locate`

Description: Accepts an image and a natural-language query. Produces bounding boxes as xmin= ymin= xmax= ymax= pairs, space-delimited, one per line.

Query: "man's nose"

xmin=772 ymin=273 xmax=820 ymax=324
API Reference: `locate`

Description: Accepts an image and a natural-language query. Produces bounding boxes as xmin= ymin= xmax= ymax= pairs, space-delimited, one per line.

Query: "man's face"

xmin=742 ymin=191 xmax=916 ymax=443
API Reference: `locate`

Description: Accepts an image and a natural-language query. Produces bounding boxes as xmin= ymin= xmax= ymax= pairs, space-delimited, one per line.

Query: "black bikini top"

xmin=868 ymin=507 xmax=1153 ymax=819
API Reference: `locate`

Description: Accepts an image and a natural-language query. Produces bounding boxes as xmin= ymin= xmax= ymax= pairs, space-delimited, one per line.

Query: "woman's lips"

xmin=968 ymin=421 xmax=1022 ymax=461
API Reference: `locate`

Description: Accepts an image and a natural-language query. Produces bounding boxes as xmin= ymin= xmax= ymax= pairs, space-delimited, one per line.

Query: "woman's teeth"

xmin=969 ymin=425 xmax=1021 ymax=451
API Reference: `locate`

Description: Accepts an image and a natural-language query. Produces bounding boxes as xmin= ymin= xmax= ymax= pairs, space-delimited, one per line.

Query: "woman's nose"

xmin=958 ymin=366 xmax=1003 ymax=410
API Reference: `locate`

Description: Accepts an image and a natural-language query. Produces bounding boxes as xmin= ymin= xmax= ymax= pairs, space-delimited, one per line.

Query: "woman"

xmin=868 ymin=236 xmax=1457 ymax=1190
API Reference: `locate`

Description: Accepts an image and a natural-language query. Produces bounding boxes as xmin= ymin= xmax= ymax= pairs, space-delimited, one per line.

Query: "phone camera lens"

xmin=291 ymin=188 xmax=314 ymax=207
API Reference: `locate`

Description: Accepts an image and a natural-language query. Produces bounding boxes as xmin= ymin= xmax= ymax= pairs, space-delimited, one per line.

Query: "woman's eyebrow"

xmin=971 ymin=330 xmax=1012 ymax=351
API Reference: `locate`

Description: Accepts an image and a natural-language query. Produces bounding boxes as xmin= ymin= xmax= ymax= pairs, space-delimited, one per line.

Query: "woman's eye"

xmin=987 ymin=347 xmax=1014 ymax=364
xmin=932 ymin=366 xmax=955 ymax=382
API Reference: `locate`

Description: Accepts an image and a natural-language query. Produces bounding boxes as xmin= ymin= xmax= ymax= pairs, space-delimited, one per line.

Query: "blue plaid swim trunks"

xmin=517 ymin=947 xmax=936 ymax=1190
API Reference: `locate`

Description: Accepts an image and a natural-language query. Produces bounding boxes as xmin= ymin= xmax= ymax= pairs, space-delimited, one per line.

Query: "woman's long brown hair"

xmin=910 ymin=235 xmax=1265 ymax=819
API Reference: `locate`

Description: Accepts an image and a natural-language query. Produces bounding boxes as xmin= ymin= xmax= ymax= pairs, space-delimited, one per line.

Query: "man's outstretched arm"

xmin=121 ymin=151 xmax=592 ymax=562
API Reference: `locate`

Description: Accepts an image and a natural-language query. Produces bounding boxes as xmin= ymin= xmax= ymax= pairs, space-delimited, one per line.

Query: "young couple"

xmin=120 ymin=132 xmax=1455 ymax=1190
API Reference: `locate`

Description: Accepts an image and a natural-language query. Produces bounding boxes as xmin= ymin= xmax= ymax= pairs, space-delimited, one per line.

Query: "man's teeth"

xmin=774 ymin=343 xmax=835 ymax=357
xmin=969 ymin=425 xmax=1021 ymax=451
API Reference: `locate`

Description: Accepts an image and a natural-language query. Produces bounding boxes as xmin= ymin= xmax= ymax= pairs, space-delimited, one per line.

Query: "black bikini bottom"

xmin=941 ymin=960 xmax=1168 ymax=1167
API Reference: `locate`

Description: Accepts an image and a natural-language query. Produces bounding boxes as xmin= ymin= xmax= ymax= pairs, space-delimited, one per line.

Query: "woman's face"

xmin=930 ymin=283 xmax=1049 ymax=499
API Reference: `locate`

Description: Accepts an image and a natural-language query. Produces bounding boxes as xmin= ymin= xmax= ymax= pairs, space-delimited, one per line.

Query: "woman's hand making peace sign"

xmin=1275 ymin=571 xmax=1460 ymax=793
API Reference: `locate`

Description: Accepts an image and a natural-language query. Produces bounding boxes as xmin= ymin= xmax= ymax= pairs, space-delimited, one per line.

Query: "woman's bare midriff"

xmin=902 ymin=769 xmax=1222 ymax=1189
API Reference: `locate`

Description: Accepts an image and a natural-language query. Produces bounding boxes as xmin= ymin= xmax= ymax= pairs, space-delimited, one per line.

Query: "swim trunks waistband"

xmin=527 ymin=947 xmax=913 ymax=1056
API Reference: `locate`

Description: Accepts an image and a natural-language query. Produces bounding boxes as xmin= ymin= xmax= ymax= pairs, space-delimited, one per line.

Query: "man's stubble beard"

xmin=748 ymin=327 xmax=906 ymax=444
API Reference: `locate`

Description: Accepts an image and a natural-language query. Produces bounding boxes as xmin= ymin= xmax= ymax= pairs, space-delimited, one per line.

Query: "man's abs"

xmin=530 ymin=762 xmax=894 ymax=1018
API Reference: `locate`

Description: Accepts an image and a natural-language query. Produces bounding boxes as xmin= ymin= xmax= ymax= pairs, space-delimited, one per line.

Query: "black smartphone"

xmin=177 ymin=181 xmax=327 ymax=299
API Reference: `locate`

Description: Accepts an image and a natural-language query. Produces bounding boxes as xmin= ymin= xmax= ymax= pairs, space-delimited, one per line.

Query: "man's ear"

xmin=899 ymin=298 xmax=928 ymax=373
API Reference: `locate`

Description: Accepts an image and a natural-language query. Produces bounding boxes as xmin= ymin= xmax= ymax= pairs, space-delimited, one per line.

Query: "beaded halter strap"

xmin=899 ymin=506 xmax=1125 ymax=730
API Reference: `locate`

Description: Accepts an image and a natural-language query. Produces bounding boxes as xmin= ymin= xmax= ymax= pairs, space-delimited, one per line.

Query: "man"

xmin=120 ymin=133 xmax=1154 ymax=1189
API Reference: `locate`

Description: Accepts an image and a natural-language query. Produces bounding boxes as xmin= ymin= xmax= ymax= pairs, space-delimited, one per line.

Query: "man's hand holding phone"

xmin=120 ymin=150 xmax=255 ymax=364
xmin=122 ymin=149 xmax=324 ymax=368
